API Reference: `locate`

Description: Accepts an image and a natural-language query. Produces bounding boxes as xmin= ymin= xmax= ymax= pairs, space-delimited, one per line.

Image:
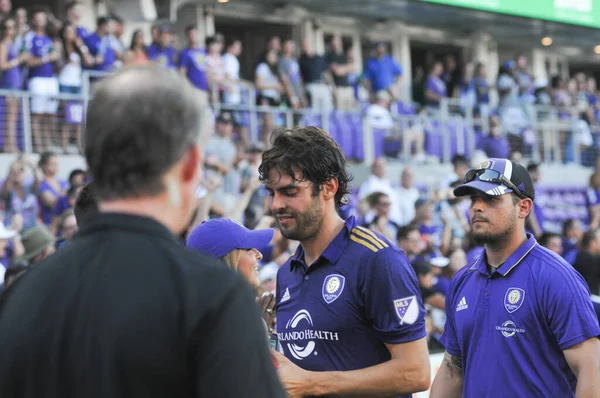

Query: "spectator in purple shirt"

xmin=480 ymin=115 xmax=510 ymax=159
xmin=83 ymin=16 xmax=117 ymax=73
xmin=0 ymin=157 xmax=41 ymax=232
xmin=425 ymin=61 xmax=447 ymax=109
xmin=148 ymin=25 xmax=176 ymax=69
xmin=37 ymin=152 xmax=67 ymax=228
xmin=26 ymin=9 xmax=61 ymax=152
xmin=179 ymin=25 xmax=208 ymax=105
xmin=364 ymin=42 xmax=402 ymax=100
xmin=0 ymin=17 xmax=28 ymax=153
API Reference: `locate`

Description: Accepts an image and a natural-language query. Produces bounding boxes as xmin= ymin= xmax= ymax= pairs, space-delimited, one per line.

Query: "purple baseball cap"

xmin=453 ymin=158 xmax=535 ymax=200
xmin=186 ymin=218 xmax=274 ymax=259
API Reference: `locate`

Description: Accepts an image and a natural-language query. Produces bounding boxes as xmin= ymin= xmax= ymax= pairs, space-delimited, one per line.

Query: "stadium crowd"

xmin=1 ymin=0 xmax=600 ymax=347
xmin=2 ymin=1 xmax=600 ymax=166
xmin=2 ymin=146 xmax=600 ymax=348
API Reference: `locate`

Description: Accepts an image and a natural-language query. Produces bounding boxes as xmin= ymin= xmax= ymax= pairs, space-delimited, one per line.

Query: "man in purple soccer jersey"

xmin=431 ymin=158 xmax=600 ymax=398
xmin=261 ymin=126 xmax=430 ymax=398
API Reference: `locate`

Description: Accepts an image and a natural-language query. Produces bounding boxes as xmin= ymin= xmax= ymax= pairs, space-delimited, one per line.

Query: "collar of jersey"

xmin=290 ymin=216 xmax=356 ymax=270
xmin=469 ymin=234 xmax=537 ymax=276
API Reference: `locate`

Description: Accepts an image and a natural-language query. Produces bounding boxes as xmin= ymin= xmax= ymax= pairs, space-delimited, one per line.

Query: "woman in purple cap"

xmin=187 ymin=218 xmax=274 ymax=288
xmin=186 ymin=218 xmax=277 ymax=334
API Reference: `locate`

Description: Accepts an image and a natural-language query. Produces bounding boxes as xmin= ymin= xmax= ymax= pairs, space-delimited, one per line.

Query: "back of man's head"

xmin=74 ymin=182 xmax=99 ymax=225
xmin=84 ymin=65 xmax=202 ymax=202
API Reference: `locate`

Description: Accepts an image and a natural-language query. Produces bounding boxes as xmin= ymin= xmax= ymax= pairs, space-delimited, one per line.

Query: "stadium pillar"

xmin=392 ymin=33 xmax=411 ymax=103
xmin=204 ymin=5 xmax=215 ymax=38
xmin=471 ymin=32 xmax=499 ymax=87
xmin=531 ymin=49 xmax=548 ymax=84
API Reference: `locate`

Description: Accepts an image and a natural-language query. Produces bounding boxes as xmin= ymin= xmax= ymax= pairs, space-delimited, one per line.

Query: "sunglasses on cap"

xmin=464 ymin=168 xmax=531 ymax=200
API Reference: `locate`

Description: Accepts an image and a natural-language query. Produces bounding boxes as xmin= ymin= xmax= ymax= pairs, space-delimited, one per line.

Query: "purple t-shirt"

xmin=5 ymin=186 xmax=38 ymax=231
xmin=364 ymin=55 xmax=402 ymax=92
xmin=179 ymin=48 xmax=208 ymax=91
xmin=276 ymin=217 xmax=425 ymax=398
xmin=38 ymin=179 xmax=67 ymax=225
xmin=426 ymin=75 xmax=447 ymax=106
xmin=442 ymin=235 xmax=600 ymax=397
xmin=28 ymin=35 xmax=55 ymax=78
xmin=84 ymin=33 xmax=116 ymax=72
xmin=148 ymin=44 xmax=176 ymax=69
xmin=419 ymin=223 xmax=443 ymax=247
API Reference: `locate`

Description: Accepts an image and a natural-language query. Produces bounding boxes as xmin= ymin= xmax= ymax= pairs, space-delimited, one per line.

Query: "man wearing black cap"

xmin=431 ymin=158 xmax=600 ymax=398
xmin=0 ymin=66 xmax=284 ymax=398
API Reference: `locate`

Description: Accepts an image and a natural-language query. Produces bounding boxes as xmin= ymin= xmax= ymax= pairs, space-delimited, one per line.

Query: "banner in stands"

xmin=421 ymin=0 xmax=600 ymax=28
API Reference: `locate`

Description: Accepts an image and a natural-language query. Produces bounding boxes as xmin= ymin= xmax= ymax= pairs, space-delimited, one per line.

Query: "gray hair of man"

xmin=84 ymin=65 xmax=204 ymax=233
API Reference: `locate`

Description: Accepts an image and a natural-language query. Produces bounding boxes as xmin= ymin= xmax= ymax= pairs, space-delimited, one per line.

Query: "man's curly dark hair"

xmin=258 ymin=126 xmax=352 ymax=208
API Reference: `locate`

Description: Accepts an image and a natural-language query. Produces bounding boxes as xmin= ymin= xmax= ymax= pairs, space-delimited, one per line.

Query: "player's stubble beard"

xmin=472 ymin=206 xmax=517 ymax=251
xmin=277 ymin=194 xmax=324 ymax=242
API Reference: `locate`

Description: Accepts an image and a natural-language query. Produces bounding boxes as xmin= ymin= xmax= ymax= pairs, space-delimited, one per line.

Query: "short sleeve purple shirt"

xmin=276 ymin=216 xmax=426 ymax=398
xmin=442 ymin=235 xmax=600 ymax=397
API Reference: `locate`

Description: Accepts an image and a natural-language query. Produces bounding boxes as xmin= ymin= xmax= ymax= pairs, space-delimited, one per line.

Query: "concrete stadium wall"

xmin=0 ymin=154 xmax=591 ymax=189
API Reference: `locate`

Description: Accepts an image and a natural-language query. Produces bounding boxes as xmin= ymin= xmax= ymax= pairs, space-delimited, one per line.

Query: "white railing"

xmin=2 ymin=78 xmax=597 ymax=167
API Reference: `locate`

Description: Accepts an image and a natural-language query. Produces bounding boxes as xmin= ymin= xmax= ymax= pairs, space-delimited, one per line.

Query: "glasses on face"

xmin=464 ymin=168 xmax=530 ymax=200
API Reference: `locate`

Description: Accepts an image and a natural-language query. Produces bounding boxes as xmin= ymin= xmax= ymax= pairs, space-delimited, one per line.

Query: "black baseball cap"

xmin=453 ymin=158 xmax=535 ymax=200
xmin=216 ymin=112 xmax=233 ymax=124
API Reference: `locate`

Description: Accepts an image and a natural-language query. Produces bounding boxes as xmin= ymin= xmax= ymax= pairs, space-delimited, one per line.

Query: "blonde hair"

xmin=221 ymin=249 xmax=241 ymax=271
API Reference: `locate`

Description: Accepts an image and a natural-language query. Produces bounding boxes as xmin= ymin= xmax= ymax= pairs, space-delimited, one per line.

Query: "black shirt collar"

xmin=78 ymin=212 xmax=181 ymax=245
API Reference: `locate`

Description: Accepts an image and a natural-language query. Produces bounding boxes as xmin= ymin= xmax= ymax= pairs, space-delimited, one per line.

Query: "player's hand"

xmin=258 ymin=292 xmax=276 ymax=330
xmin=271 ymin=349 xmax=311 ymax=398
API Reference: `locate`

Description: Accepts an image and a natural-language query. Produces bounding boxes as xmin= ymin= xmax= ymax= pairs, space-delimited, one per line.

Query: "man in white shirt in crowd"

xmin=366 ymin=90 xmax=394 ymax=130
xmin=396 ymin=167 xmax=420 ymax=226
xmin=222 ymin=37 xmax=253 ymax=149
xmin=358 ymin=157 xmax=400 ymax=224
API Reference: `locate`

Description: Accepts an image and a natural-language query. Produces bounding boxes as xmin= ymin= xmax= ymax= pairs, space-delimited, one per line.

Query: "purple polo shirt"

xmin=441 ymin=235 xmax=600 ymax=397
xmin=276 ymin=216 xmax=425 ymax=398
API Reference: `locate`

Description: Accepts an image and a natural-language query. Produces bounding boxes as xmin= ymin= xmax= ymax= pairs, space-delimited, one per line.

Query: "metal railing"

xmin=3 ymin=77 xmax=598 ymax=168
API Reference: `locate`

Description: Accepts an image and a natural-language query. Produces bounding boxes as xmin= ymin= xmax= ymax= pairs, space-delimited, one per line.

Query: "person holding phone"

xmin=186 ymin=218 xmax=277 ymax=332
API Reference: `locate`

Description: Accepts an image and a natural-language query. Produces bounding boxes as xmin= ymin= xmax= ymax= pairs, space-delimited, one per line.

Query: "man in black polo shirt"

xmin=299 ymin=39 xmax=332 ymax=111
xmin=325 ymin=34 xmax=354 ymax=111
xmin=0 ymin=65 xmax=284 ymax=398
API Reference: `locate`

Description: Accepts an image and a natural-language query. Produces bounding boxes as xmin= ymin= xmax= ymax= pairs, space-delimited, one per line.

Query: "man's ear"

xmin=321 ymin=178 xmax=339 ymax=202
xmin=518 ymin=198 xmax=534 ymax=219
xmin=181 ymin=145 xmax=200 ymax=183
